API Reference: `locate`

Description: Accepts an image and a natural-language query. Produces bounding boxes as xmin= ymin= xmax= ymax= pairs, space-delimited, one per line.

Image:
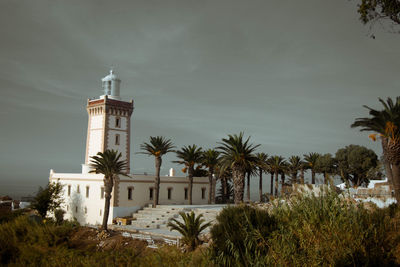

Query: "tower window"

xmin=201 ymin=188 xmax=206 ymax=199
xmin=85 ymin=207 xmax=87 ymax=214
xmin=128 ymin=187 xmax=133 ymax=200
xmin=77 ymin=185 xmax=80 ymax=194
xmin=167 ymin=188 xmax=172 ymax=200
xmin=75 ymin=206 xmax=78 ymax=213
xmin=101 ymin=187 xmax=104 ymax=199
xmin=86 ymin=186 xmax=90 ymax=198
xmin=68 ymin=185 xmax=71 ymax=196
xmin=115 ymin=134 xmax=120 ymax=145
xmin=149 ymin=188 xmax=154 ymax=200
xmin=184 ymin=188 xmax=188 ymax=200
xmin=115 ymin=117 xmax=121 ymax=128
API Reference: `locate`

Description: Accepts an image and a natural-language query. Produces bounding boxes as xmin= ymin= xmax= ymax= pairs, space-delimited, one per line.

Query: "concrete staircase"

xmin=130 ymin=205 xmax=224 ymax=233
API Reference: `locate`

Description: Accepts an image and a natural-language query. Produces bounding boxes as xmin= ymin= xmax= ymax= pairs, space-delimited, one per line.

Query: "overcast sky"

xmin=0 ymin=0 xmax=399 ymax=198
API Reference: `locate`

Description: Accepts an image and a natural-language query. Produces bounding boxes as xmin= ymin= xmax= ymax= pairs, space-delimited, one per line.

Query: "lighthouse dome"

xmin=101 ymin=69 xmax=121 ymax=100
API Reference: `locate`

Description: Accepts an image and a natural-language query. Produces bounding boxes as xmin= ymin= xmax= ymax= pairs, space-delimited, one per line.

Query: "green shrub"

xmin=210 ymin=205 xmax=277 ymax=266
xmin=267 ymin=189 xmax=397 ymax=266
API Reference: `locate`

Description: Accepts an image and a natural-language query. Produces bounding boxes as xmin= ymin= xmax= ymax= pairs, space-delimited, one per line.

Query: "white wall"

xmin=50 ymin=172 xmax=210 ymax=225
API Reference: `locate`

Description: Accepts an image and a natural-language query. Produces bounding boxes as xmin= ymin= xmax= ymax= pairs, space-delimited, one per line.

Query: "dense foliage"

xmin=30 ymin=181 xmax=64 ymax=218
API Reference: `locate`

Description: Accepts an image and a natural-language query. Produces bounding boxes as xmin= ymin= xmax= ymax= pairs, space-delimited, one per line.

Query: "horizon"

xmin=1 ymin=0 xmax=399 ymax=199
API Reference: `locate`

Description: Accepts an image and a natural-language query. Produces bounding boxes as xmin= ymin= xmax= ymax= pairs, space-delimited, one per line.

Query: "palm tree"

xmin=268 ymin=156 xmax=287 ymax=197
xmin=287 ymin=156 xmax=303 ymax=184
xmin=255 ymin=153 xmax=268 ymax=202
xmin=201 ymin=149 xmax=220 ymax=204
xmin=174 ymin=145 xmax=203 ymax=205
xmin=351 ymin=97 xmax=400 ymax=202
xmin=303 ymin=153 xmax=321 ymax=184
xmin=217 ymin=165 xmax=232 ymax=203
xmin=139 ymin=136 xmax=175 ymax=207
xmin=167 ymin=211 xmax=211 ymax=251
xmin=217 ymin=133 xmax=260 ymax=204
xmin=90 ymin=149 xmax=127 ymax=230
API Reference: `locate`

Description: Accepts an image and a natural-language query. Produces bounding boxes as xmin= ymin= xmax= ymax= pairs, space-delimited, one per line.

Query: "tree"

xmin=315 ymin=153 xmax=336 ymax=184
xmin=357 ymin=0 xmax=400 ymax=30
xmin=217 ymin=133 xmax=259 ymax=204
xmin=174 ymin=145 xmax=203 ymax=205
xmin=303 ymin=153 xmax=321 ymax=184
xmin=167 ymin=211 xmax=211 ymax=251
xmin=351 ymin=97 xmax=400 ymax=200
xmin=139 ymin=136 xmax=175 ymax=207
xmin=245 ymin=164 xmax=258 ymax=202
xmin=217 ymin=166 xmax=233 ymax=203
xmin=201 ymin=149 xmax=220 ymax=204
xmin=256 ymin=153 xmax=269 ymax=202
xmin=31 ymin=181 xmax=64 ymax=218
xmin=90 ymin=149 xmax=127 ymax=230
xmin=335 ymin=145 xmax=378 ymax=187
xmin=287 ymin=156 xmax=303 ymax=184
xmin=268 ymin=156 xmax=287 ymax=197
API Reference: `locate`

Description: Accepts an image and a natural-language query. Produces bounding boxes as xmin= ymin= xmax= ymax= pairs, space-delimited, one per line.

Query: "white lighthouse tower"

xmin=82 ymin=70 xmax=134 ymax=174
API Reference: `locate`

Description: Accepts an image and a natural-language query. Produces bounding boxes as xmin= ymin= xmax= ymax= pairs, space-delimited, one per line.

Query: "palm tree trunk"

xmin=259 ymin=168 xmax=263 ymax=202
xmin=232 ymin=164 xmax=245 ymax=204
xmin=208 ymin=167 xmax=213 ymax=204
xmin=274 ymin=170 xmax=279 ymax=197
xmin=222 ymin=177 xmax=227 ymax=203
xmin=212 ymin=175 xmax=217 ymax=204
xmin=323 ymin=172 xmax=327 ymax=185
xmin=246 ymin=171 xmax=251 ymax=202
xmin=300 ymin=169 xmax=305 ymax=184
xmin=392 ymin=164 xmax=400 ymax=203
xmin=188 ymin=166 xmax=194 ymax=205
xmin=270 ymin=173 xmax=274 ymax=195
xmin=382 ymin=138 xmax=393 ymax=184
xmin=102 ymin=178 xmax=114 ymax=230
xmin=291 ymin=172 xmax=297 ymax=184
xmin=154 ymin=156 xmax=162 ymax=207
xmin=310 ymin=170 xmax=315 ymax=184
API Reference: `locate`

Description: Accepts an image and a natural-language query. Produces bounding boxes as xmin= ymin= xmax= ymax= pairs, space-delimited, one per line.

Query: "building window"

xmin=101 ymin=187 xmax=104 ymax=199
xmin=115 ymin=134 xmax=120 ymax=145
xmin=184 ymin=188 xmax=188 ymax=200
xmin=75 ymin=206 xmax=78 ymax=213
xmin=77 ymin=185 xmax=80 ymax=194
xmin=68 ymin=185 xmax=71 ymax=196
xmin=86 ymin=186 xmax=90 ymax=198
xmin=85 ymin=207 xmax=87 ymax=214
xmin=128 ymin=187 xmax=133 ymax=200
xmin=115 ymin=117 xmax=121 ymax=128
xmin=149 ymin=188 xmax=154 ymax=200
xmin=201 ymin=188 xmax=206 ymax=199
xmin=100 ymin=209 xmax=102 ymax=216
xmin=67 ymin=205 xmax=69 ymax=211
xmin=167 ymin=188 xmax=172 ymax=200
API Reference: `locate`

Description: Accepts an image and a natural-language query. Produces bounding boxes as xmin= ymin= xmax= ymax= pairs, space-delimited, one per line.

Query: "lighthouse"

xmin=82 ymin=70 xmax=134 ymax=174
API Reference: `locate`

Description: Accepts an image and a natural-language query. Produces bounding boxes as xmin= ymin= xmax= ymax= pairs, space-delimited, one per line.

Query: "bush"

xmin=267 ymin=189 xmax=399 ymax=266
xmin=210 ymin=205 xmax=277 ymax=266
xmin=54 ymin=209 xmax=65 ymax=225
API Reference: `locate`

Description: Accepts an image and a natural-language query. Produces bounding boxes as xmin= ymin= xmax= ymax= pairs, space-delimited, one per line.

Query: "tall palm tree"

xmin=351 ymin=97 xmax=400 ymax=202
xmin=90 ymin=149 xmax=127 ymax=230
xmin=174 ymin=145 xmax=203 ymax=205
xmin=217 ymin=133 xmax=259 ymax=204
xmin=303 ymin=152 xmax=321 ymax=184
xmin=287 ymin=156 xmax=303 ymax=184
xmin=139 ymin=136 xmax=175 ymax=207
xmin=255 ymin=153 xmax=268 ymax=202
xmin=167 ymin=211 xmax=211 ymax=251
xmin=268 ymin=156 xmax=287 ymax=197
xmin=201 ymin=149 xmax=220 ymax=204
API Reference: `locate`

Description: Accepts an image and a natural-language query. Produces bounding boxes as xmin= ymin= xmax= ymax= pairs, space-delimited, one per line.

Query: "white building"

xmin=49 ymin=70 xmax=209 ymax=225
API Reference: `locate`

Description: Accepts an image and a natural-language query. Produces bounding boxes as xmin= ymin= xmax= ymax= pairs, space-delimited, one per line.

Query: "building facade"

xmin=49 ymin=71 xmax=209 ymax=225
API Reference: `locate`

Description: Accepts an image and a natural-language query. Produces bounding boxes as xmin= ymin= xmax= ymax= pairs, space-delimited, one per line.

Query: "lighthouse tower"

xmin=82 ymin=70 xmax=134 ymax=173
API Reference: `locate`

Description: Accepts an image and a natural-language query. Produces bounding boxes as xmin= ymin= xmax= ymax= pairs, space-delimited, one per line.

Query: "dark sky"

xmin=1 ymin=0 xmax=399 ymax=198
